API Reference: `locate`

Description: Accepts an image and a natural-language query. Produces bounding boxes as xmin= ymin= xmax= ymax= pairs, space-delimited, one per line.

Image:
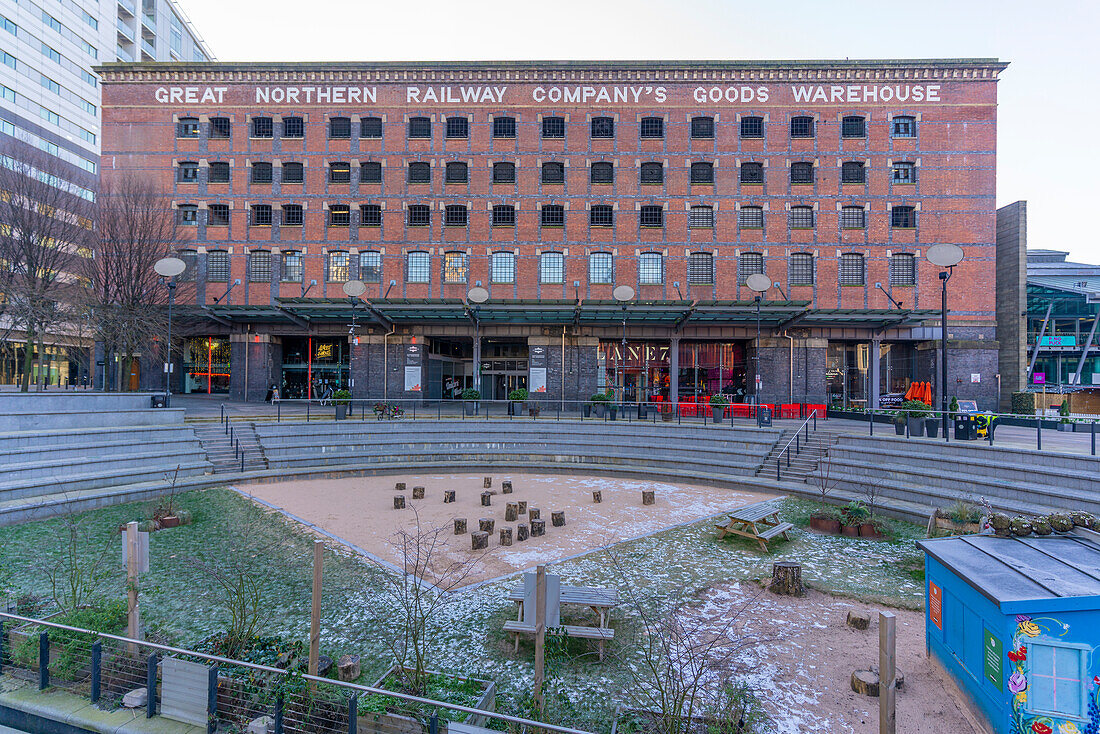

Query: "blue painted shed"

xmin=918 ymin=532 xmax=1100 ymax=734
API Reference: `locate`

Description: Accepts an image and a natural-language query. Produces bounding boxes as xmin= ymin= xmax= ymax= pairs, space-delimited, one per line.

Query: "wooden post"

xmin=125 ymin=521 xmax=141 ymax=651
xmin=308 ymin=540 xmax=323 ymax=689
xmin=879 ymin=611 xmax=896 ymax=734
xmin=533 ymin=564 xmax=547 ymax=714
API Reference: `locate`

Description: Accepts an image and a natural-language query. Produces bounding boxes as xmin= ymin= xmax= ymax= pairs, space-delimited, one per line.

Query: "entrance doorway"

xmin=479 ymin=339 xmax=528 ymax=401
xmin=426 ymin=338 xmax=473 ymax=400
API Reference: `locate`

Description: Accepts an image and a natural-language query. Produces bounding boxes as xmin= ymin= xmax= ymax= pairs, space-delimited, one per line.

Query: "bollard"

xmin=1037 ymin=419 xmax=1042 ymax=451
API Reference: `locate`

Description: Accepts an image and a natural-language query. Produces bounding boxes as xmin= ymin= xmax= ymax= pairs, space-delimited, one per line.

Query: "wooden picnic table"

xmin=714 ymin=496 xmax=793 ymax=551
xmin=504 ymin=582 xmax=618 ymax=660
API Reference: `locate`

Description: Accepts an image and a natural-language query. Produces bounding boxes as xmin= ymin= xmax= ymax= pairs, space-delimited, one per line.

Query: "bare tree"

xmin=39 ymin=510 xmax=116 ymax=614
xmin=0 ymin=140 xmax=94 ymax=390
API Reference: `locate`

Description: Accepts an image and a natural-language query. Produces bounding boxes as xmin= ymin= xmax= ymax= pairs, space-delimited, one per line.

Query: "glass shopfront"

xmin=677 ymin=341 xmax=746 ymax=402
xmin=597 ymin=340 xmax=748 ymax=404
xmin=281 ymin=336 xmax=349 ymax=399
xmin=827 ymin=341 xmax=919 ymax=408
xmin=183 ymin=336 xmax=231 ymax=394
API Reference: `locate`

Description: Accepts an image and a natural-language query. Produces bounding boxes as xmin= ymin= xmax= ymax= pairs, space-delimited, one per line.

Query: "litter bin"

xmin=757 ymin=406 xmax=773 ymax=427
xmin=151 ymin=394 xmax=167 ymax=408
xmin=954 ymin=414 xmax=977 ymax=440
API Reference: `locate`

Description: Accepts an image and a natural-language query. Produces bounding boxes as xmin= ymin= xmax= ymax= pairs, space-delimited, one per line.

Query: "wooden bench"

xmin=507 ymin=585 xmax=618 ymax=628
xmin=503 ymin=620 xmax=615 ymax=661
xmin=715 ymin=496 xmax=793 ymax=551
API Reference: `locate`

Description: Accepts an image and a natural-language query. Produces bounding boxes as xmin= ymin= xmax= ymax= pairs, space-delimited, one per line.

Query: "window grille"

xmin=407 ymin=205 xmax=430 ymax=226
xmin=789 ymin=206 xmax=814 ymax=229
xmin=892 ymin=162 xmax=916 ymax=184
xmin=360 ymin=117 xmax=382 ymax=138
xmin=589 ymin=252 xmax=613 ymax=284
xmin=328 ymin=251 xmax=349 ymax=281
xmin=282 ymin=204 xmax=303 ymax=226
xmin=177 ymin=205 xmax=197 ymax=225
xmin=177 ymin=250 xmax=197 ymax=281
xmin=740 ymin=116 xmax=764 ymax=138
xmin=691 ymin=116 xmax=715 ymax=139
xmin=408 ymin=117 xmax=431 ymax=138
xmin=790 ymin=116 xmax=815 ymax=138
xmin=891 ymin=205 xmax=917 ymax=228
xmin=329 ymin=117 xmax=351 ymax=139
xmin=542 ymin=116 xmax=565 ymax=138
xmin=208 ymin=162 xmax=230 ymax=183
xmin=360 ymin=205 xmax=382 ymax=227
xmin=177 ymin=162 xmax=198 ymax=183
xmin=444 ymin=252 xmax=468 ymax=283
xmin=177 ymin=117 xmax=199 ymax=138
xmin=407 ymin=252 xmax=431 ymax=282
xmin=249 ymin=251 xmax=272 ymax=282
xmin=689 ymin=205 xmax=714 ymax=228
xmin=590 ymin=205 xmax=614 ymax=226
xmin=445 ymin=162 xmax=468 ymax=183
xmin=210 ymin=117 xmax=231 ymax=138
xmin=840 ymin=206 xmax=866 ymax=229
xmin=892 ymin=116 xmax=916 ymax=138
xmin=891 ymin=253 xmax=916 ymax=286
xmin=540 ymin=252 xmax=564 ymax=283
xmin=790 ymin=162 xmax=814 ymax=184
xmin=640 ymin=162 xmax=663 ymax=184
xmin=541 ymin=205 xmax=565 ymax=226
xmin=789 ymin=253 xmax=815 ymax=285
xmin=493 ymin=116 xmax=516 ymax=138
xmin=542 ymin=162 xmax=565 ymax=184
xmin=639 ymin=252 xmax=663 ymax=284
xmin=738 ymin=206 xmax=764 ymax=228
xmin=445 ymin=116 xmax=468 ymax=138
xmin=359 ymin=251 xmax=382 ymax=282
xmin=282 ymin=116 xmax=303 ymax=138
xmin=740 ymin=162 xmax=764 ymax=184
xmin=738 ymin=252 xmax=764 ymax=284
xmin=208 ymin=204 xmax=229 ymax=226
xmin=444 ymin=205 xmax=467 ymax=227
xmin=251 ymin=117 xmax=273 ymax=138
xmin=206 ymin=251 xmax=229 ymax=282
xmin=492 ymin=205 xmax=516 ymax=226
xmin=250 ymin=162 xmax=272 ymax=184
xmin=493 ymin=162 xmax=516 ymax=183
xmin=688 ymin=252 xmax=714 ymax=284
xmin=841 ymin=161 xmax=866 ymax=184
xmin=250 ymin=204 xmax=272 ymax=226
xmin=591 ymin=116 xmax=614 ymax=138
xmin=639 ymin=205 xmax=663 ymax=227
xmin=590 ymin=162 xmax=614 ymax=184
xmin=842 ymin=115 xmax=866 ymax=138
xmin=407 ymin=162 xmax=430 ymax=183
xmin=492 ymin=251 xmax=516 ymax=283
xmin=328 ymin=205 xmax=350 ymax=227
xmin=282 ymin=162 xmax=304 ymax=183
xmin=639 ymin=117 xmax=664 ymax=139
xmin=282 ymin=251 xmax=303 ymax=282
xmin=359 ymin=162 xmax=381 ymax=183
xmin=839 ymin=253 xmax=865 ymax=285
xmin=329 ymin=162 xmax=351 ymax=183
xmin=691 ymin=162 xmax=714 ymax=184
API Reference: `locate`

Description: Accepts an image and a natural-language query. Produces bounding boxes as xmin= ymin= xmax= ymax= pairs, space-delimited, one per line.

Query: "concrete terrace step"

xmin=837 ymin=433 xmax=1100 ymax=473
xmin=0 ymin=449 xmax=209 ymax=482
xmin=0 ymin=459 xmax=213 ymax=503
xmin=0 ymin=437 xmax=204 ymax=465
xmin=0 ymin=424 xmax=202 ymax=451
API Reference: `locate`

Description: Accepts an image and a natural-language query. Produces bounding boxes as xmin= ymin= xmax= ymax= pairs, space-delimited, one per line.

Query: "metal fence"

xmin=0 ymin=611 xmax=593 ymax=734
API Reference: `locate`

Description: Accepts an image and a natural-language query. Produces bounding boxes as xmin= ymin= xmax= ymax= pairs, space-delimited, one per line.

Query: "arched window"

xmin=206 ymin=250 xmax=229 ymax=282
xmin=589 ymin=205 xmax=614 ymax=227
xmin=329 ymin=162 xmax=351 ymax=183
xmin=492 ymin=205 xmax=516 ymax=227
xmin=328 ymin=117 xmax=351 ymax=139
xmin=739 ymin=162 xmax=764 ymax=184
xmin=591 ymin=116 xmax=614 ymax=138
xmin=492 ymin=162 xmax=516 ymax=184
xmin=407 ymin=162 xmax=431 ymax=183
xmin=639 ymin=205 xmax=663 ymax=227
xmin=327 ymin=205 xmax=350 ymax=227
xmin=738 ymin=206 xmax=764 ymax=228
xmin=640 ymin=162 xmax=664 ymax=184
xmin=176 ymin=117 xmax=199 ymax=138
xmin=839 ymin=253 xmax=865 ymax=285
xmin=891 ymin=205 xmax=917 ymax=228
xmin=789 ymin=253 xmax=814 ymax=286
xmin=360 ymin=117 xmax=383 ymax=139
xmin=691 ymin=162 xmax=715 ymax=184
xmin=891 ymin=253 xmax=916 ymax=286
xmin=359 ymin=162 xmax=381 ymax=184
xmin=406 ymin=205 xmax=430 ymax=226
xmin=281 ymin=116 xmax=303 ymax=138
xmin=443 ymin=251 xmax=468 ymax=283
xmin=738 ymin=252 xmax=764 ymax=284
xmin=406 ymin=252 xmax=431 ymax=283
xmin=407 ymin=117 xmax=431 ymax=138
xmin=541 ymin=116 xmax=565 ymax=138
xmin=892 ymin=116 xmax=916 ymax=138
xmin=639 ymin=252 xmax=663 ymax=284
xmin=445 ymin=162 xmax=468 ymax=183
xmin=841 ymin=161 xmax=866 ymax=184
xmin=590 ymin=162 xmax=614 ymax=184
xmin=249 ymin=162 xmax=272 ymax=184
xmin=840 ymin=206 xmax=866 ymax=229
xmin=740 ymin=116 xmax=764 ymax=139
xmin=249 ymin=250 xmax=272 ymax=282
xmin=540 ymin=252 xmax=564 ymax=284
xmin=688 ymin=252 xmax=714 ymax=285
xmin=541 ymin=205 xmax=565 ymax=226
xmin=789 ymin=206 xmax=814 ymax=229
xmin=492 ymin=116 xmax=516 ymax=138
xmin=359 ymin=251 xmax=382 ymax=283
xmin=790 ymin=116 xmax=815 ymax=138
xmin=842 ymin=115 xmax=867 ymax=138
xmin=790 ymin=162 xmax=814 ymax=184
xmin=689 ymin=205 xmax=714 ymax=228
xmin=589 ymin=252 xmax=614 ymax=284
xmin=444 ymin=204 xmax=468 ymax=227
xmin=445 ymin=117 xmax=468 ymax=139
xmin=177 ymin=249 xmax=197 ymax=281
xmin=639 ymin=117 xmax=664 ymax=139
xmin=691 ymin=116 xmax=715 ymax=139
xmin=491 ymin=251 xmax=516 ymax=283
xmin=542 ymin=162 xmax=565 ymax=184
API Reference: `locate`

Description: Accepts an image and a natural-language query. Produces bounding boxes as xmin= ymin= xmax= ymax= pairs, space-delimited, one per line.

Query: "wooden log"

xmin=483 ymin=476 xmax=492 ymax=488
xmin=518 ymin=500 xmax=528 ymax=515
xmin=481 ymin=491 xmax=493 ymax=507
xmin=846 ymin=610 xmax=871 ymax=630
xmin=479 ymin=518 xmax=495 ymax=533
xmin=592 ymin=490 xmax=602 ymax=504
xmin=393 ymin=495 xmax=406 ymax=510
xmin=453 ymin=518 xmax=467 ymax=535
xmin=642 ymin=490 xmax=655 ymax=506
xmin=851 ymin=670 xmax=879 ymax=697
xmin=531 ymin=519 xmax=546 ymax=537
xmin=471 ymin=531 xmax=489 ymax=550
xmin=505 ymin=503 xmax=518 ymax=522
xmin=499 ymin=528 xmax=513 ymax=546
xmin=551 ymin=510 xmax=566 ymax=527
xmin=502 ymin=480 xmax=513 ymax=494
xmin=770 ymin=561 xmax=804 ymax=596
xmin=337 ymin=654 xmax=361 ymax=682
xmin=516 ymin=524 xmax=529 ymax=542
xmin=528 ymin=508 xmax=540 ymax=521
xmin=443 ymin=490 xmax=456 ymax=504
xmin=412 ymin=486 xmax=425 ymax=500
xmin=395 ymin=482 xmax=406 ymax=492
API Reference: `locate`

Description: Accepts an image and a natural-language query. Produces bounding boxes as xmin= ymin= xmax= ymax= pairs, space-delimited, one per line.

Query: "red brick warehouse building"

xmin=96 ymin=58 xmax=1006 ymax=407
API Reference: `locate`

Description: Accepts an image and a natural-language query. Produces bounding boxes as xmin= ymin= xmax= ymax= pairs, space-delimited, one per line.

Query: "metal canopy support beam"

xmin=361 ymin=301 xmax=393 ymax=331
xmin=1027 ymin=302 xmax=1054 ymax=383
xmin=200 ymin=306 xmax=233 ymax=327
xmin=274 ymin=305 xmax=311 ymax=329
xmin=674 ymin=301 xmax=698 ymax=331
xmin=777 ymin=308 xmax=813 ymax=330
xmin=1072 ymin=314 xmax=1099 ymax=385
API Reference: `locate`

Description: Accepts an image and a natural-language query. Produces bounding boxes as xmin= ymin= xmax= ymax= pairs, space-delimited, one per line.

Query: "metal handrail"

xmin=0 ymin=611 xmax=595 ymax=734
xmin=775 ymin=409 xmax=818 ymax=480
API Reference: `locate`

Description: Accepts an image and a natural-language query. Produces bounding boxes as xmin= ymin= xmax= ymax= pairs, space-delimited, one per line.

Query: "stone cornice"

xmin=94 ymin=58 xmax=1008 ymax=85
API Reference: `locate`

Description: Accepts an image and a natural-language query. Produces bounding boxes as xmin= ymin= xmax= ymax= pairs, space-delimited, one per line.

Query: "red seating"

xmin=780 ymin=403 xmax=800 ymax=419
xmin=805 ymin=403 xmax=827 ymax=418
xmin=731 ymin=404 xmax=751 ymax=419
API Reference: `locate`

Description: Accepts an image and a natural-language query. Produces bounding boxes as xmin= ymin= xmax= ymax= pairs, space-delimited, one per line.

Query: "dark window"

xmin=407 ymin=205 xmax=430 ymax=226
xmin=640 ymin=162 xmax=664 ymax=184
xmin=282 ymin=204 xmax=303 ymax=226
xmin=177 ymin=161 xmax=199 ymax=183
xmin=208 ymin=162 xmax=230 ymax=183
xmin=177 ymin=250 xmax=197 ymax=281
xmin=789 ymin=206 xmax=814 ymax=229
xmin=892 ymin=162 xmax=916 ymax=184
xmin=177 ymin=204 xmax=198 ymax=225
xmin=542 ymin=116 xmax=565 ymax=138
xmin=892 ymin=116 xmax=916 ymax=138
xmin=738 ymin=252 xmax=764 ymax=284
xmin=541 ymin=204 xmax=565 ymax=226
xmin=740 ymin=116 xmax=764 ymax=138
xmin=790 ymin=116 xmax=815 ymax=138
xmin=359 ymin=204 xmax=382 ymax=227
xmin=541 ymin=162 xmax=565 ymax=184
xmin=359 ymin=162 xmax=382 ymax=183
xmin=640 ymin=205 xmax=663 ymax=227
xmin=840 ymin=206 xmax=866 ymax=229
xmin=445 ymin=162 xmax=468 ymax=183
xmin=443 ymin=252 xmax=468 ymax=284
xmin=445 ymin=116 xmax=468 ymax=139
xmin=739 ymin=162 xmax=764 ymax=184
xmin=590 ymin=205 xmax=614 ymax=227
xmin=691 ymin=162 xmax=715 ymax=184
xmin=328 ymin=205 xmax=350 ymax=227
xmin=408 ymin=162 xmax=431 ymax=183
xmin=841 ymin=161 xmax=866 ymax=184
xmin=891 ymin=205 xmax=917 ymax=228
xmin=329 ymin=117 xmax=351 ymax=138
xmin=691 ymin=116 xmax=715 ymax=139
xmin=891 ymin=253 xmax=916 ymax=286
xmin=249 ymin=250 xmax=272 ymax=282
xmin=360 ymin=117 xmax=383 ymax=138
xmin=842 ymin=115 xmax=867 ymax=138
xmin=639 ymin=117 xmax=664 ymax=139
xmin=250 ymin=162 xmax=272 ymax=184
xmin=206 ymin=251 xmax=229 ymax=282
xmin=839 ymin=253 xmax=865 ymax=285
xmin=408 ymin=117 xmax=432 ymax=138
xmin=360 ymin=251 xmax=382 ymax=282
xmin=210 ymin=117 xmax=231 ymax=138
xmin=590 ymin=162 xmax=614 ymax=184
xmin=282 ymin=116 xmax=304 ymax=138
xmin=208 ymin=204 xmax=229 ymax=226
xmin=689 ymin=205 xmax=714 ymax=228
xmin=444 ymin=205 xmax=467 ymax=227
xmin=790 ymin=162 xmax=814 ymax=184
xmin=492 ymin=205 xmax=516 ymax=226
xmin=540 ymin=252 xmax=564 ymax=283
xmin=589 ymin=253 xmax=613 ymax=284
xmin=789 ymin=253 xmax=815 ymax=285
xmin=282 ymin=251 xmax=303 ymax=282
xmin=493 ymin=162 xmax=516 ymax=183
xmin=407 ymin=252 xmax=430 ymax=283
xmin=639 ymin=252 xmax=663 ymax=284
xmin=176 ymin=117 xmax=199 ymax=138
xmin=327 ymin=251 xmax=349 ymax=281
xmin=251 ymin=204 xmax=272 ymax=226
xmin=251 ymin=116 xmax=273 ymax=138
xmin=282 ymin=162 xmax=304 ymax=183
xmin=591 ymin=116 xmax=614 ymax=138
xmin=493 ymin=116 xmax=516 ymax=138
xmin=688 ymin=252 xmax=714 ymax=285
xmin=329 ymin=162 xmax=351 ymax=183
xmin=738 ymin=206 xmax=764 ymax=228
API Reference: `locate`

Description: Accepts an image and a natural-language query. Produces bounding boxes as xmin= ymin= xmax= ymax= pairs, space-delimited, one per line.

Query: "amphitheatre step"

xmin=0 ymin=424 xmax=204 ymax=451
xmin=0 ymin=460 xmax=212 ymax=503
xmin=0 ymin=449 xmax=210 ymax=482
xmin=0 ymin=437 xmax=204 ymax=464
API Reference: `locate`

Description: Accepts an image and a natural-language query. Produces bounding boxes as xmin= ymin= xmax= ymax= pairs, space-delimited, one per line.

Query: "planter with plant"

xmin=893 ymin=410 xmax=906 ymax=435
xmin=898 ymin=399 xmax=931 ymax=436
xmin=809 ymin=505 xmax=842 ymax=534
xmin=359 ymin=665 xmax=496 ymax=731
xmin=333 ymin=389 xmax=351 ymax=420
xmin=507 ymin=387 xmax=528 ymax=416
xmin=1058 ymin=400 xmax=1073 ymax=431
xmin=590 ymin=391 xmax=612 ymax=418
xmin=841 ymin=500 xmax=869 ymax=536
xmin=933 ymin=501 xmax=985 ymax=535
xmin=460 ymin=388 xmax=480 ymax=416
xmin=708 ymin=394 xmax=729 ymax=425
xmin=660 ymin=401 xmax=674 ymax=421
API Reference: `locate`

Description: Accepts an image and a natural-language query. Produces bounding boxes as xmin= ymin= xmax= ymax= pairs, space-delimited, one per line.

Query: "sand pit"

xmin=240 ymin=472 xmax=772 ymax=586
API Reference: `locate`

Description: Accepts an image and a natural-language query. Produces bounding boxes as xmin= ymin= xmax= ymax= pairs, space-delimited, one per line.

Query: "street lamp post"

xmin=153 ymin=257 xmax=186 ymax=407
xmin=612 ymin=286 xmax=635 ymax=407
xmin=342 ymin=280 xmax=368 ymax=398
xmin=467 ymin=287 xmax=489 ymax=399
xmin=927 ymin=244 xmax=964 ymax=441
xmin=745 ymin=274 xmax=771 ymax=406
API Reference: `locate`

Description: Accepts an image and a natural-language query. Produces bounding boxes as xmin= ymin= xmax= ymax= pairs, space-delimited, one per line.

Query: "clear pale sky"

xmin=178 ymin=0 xmax=1099 ymax=264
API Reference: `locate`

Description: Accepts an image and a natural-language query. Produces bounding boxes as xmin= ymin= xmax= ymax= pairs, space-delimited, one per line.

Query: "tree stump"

xmin=592 ymin=490 xmax=603 ymax=503
xmin=505 ymin=503 xmax=518 ymax=522
xmin=471 ymin=531 xmax=489 ymax=550
xmin=481 ymin=491 xmax=493 ymax=507
xmin=443 ymin=490 xmax=456 ymax=504
xmin=479 ymin=518 xmax=495 ymax=533
xmin=518 ymin=501 xmax=527 ymax=515
xmin=412 ymin=486 xmax=425 ymax=500
xmin=499 ymin=528 xmax=513 ymax=546
xmin=851 ymin=670 xmax=879 ymax=697
xmin=395 ymin=482 xmax=406 ymax=492
xmin=531 ymin=519 xmax=546 ymax=537
xmin=337 ymin=654 xmax=361 ymax=682
xmin=393 ymin=495 xmax=406 ymax=510
xmin=642 ymin=490 xmax=655 ymax=506
xmin=528 ymin=508 xmax=540 ymax=521
xmin=846 ymin=611 xmax=871 ymax=631
xmin=551 ymin=510 xmax=566 ymax=527
xmin=770 ymin=561 xmax=804 ymax=596
xmin=502 ymin=480 xmax=513 ymax=494
xmin=517 ymin=524 xmax=529 ymax=541
xmin=483 ymin=477 xmax=492 ymax=488
xmin=453 ymin=518 xmax=467 ymax=535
